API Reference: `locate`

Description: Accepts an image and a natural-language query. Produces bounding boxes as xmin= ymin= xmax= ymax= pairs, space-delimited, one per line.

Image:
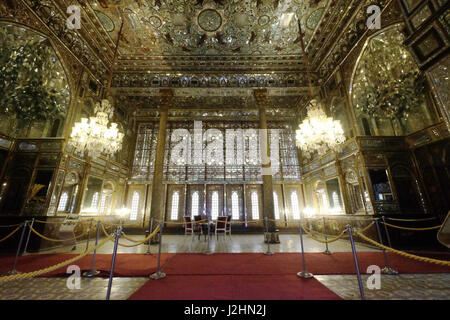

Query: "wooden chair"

xmin=184 ymin=216 xmax=202 ymax=240
xmin=215 ymin=216 xmax=228 ymax=240
xmin=225 ymin=215 xmax=232 ymax=238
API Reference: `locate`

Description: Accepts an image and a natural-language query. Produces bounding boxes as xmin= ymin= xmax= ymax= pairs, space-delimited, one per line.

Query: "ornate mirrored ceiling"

xmin=89 ymin=0 xmax=329 ymax=57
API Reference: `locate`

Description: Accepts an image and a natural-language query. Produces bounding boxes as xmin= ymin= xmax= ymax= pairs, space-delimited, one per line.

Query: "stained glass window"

xmin=132 ymin=121 xmax=301 ymax=183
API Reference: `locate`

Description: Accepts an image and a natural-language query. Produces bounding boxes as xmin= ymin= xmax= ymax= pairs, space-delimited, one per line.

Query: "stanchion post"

xmin=264 ymin=217 xmax=273 ymax=255
xmin=23 ymin=218 xmax=35 ymax=255
xmin=7 ymin=220 xmax=29 ymax=275
xmin=375 ymin=218 xmax=398 ymax=275
xmin=150 ymin=221 xmax=166 ymax=279
xmin=106 ymin=225 xmax=122 ymax=300
xmin=297 ymin=217 xmax=313 ymax=278
xmin=146 ymin=217 xmax=153 ymax=255
xmin=205 ymin=217 xmax=213 ymax=255
xmin=322 ymin=216 xmax=332 ymax=255
xmin=83 ymin=221 xmax=102 ymax=278
xmin=347 ymin=225 xmax=365 ymax=300
xmin=85 ymin=218 xmax=93 ymax=252
xmin=381 ymin=216 xmax=394 ymax=248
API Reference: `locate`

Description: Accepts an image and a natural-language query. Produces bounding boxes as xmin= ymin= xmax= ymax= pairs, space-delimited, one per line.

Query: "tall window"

xmin=130 ymin=192 xmax=139 ymax=220
xmin=291 ymin=191 xmax=300 ymax=219
xmin=273 ymin=192 xmax=280 ymax=220
xmin=191 ymin=191 xmax=199 ymax=218
xmin=58 ymin=192 xmax=68 ymax=211
xmin=91 ymin=192 xmax=99 ymax=209
xmin=211 ymin=191 xmax=219 ymax=220
xmin=170 ymin=191 xmax=179 ymax=220
xmin=332 ymin=191 xmax=341 ymax=210
xmin=251 ymin=191 xmax=259 ymax=220
xmin=231 ymin=191 xmax=239 ymax=220
xmin=99 ymin=194 xmax=107 ymax=214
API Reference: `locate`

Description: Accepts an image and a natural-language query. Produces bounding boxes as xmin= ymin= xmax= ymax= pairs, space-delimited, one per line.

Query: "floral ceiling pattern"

xmin=90 ymin=0 xmax=329 ymax=56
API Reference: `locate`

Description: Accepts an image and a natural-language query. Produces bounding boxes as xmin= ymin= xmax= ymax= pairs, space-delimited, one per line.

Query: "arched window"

xmin=211 ymin=191 xmax=219 ymax=220
xmin=170 ymin=191 xmax=179 ymax=220
xmin=231 ymin=191 xmax=239 ymax=220
xmin=130 ymin=192 xmax=139 ymax=220
xmin=91 ymin=192 xmax=99 ymax=209
xmin=191 ymin=191 xmax=199 ymax=218
xmin=291 ymin=191 xmax=300 ymax=220
xmin=273 ymin=192 xmax=280 ymax=220
xmin=58 ymin=192 xmax=68 ymax=211
xmin=251 ymin=191 xmax=259 ymax=220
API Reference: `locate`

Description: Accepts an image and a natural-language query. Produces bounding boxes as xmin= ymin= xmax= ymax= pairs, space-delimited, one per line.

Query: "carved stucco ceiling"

xmin=89 ymin=0 xmax=330 ymax=58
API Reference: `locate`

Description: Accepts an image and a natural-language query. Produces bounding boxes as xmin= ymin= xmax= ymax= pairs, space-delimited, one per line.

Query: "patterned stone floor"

xmin=0 ymin=277 xmax=148 ymax=300
xmin=0 ymin=274 xmax=448 ymax=300
xmin=316 ymin=274 xmax=450 ymax=300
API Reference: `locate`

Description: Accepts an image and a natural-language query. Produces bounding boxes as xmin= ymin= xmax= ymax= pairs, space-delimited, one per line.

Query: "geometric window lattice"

xmin=130 ymin=191 xmax=139 ymax=220
xmin=251 ymin=191 xmax=259 ymax=220
xmin=58 ymin=192 xmax=69 ymax=211
xmin=170 ymin=191 xmax=180 ymax=220
xmin=132 ymin=121 xmax=301 ymax=183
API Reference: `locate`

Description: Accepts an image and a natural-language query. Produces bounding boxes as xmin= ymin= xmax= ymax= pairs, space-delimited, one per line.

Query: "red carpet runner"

xmin=0 ymin=252 xmax=448 ymax=276
xmin=128 ymin=275 xmax=342 ymax=300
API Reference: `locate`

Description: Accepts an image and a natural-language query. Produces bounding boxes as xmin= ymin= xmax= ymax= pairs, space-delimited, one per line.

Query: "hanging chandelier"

xmin=70 ymin=99 xmax=124 ymax=158
xmin=69 ymin=20 xmax=125 ymax=159
xmin=296 ymin=99 xmax=346 ymax=158
xmin=294 ymin=18 xmax=346 ymax=159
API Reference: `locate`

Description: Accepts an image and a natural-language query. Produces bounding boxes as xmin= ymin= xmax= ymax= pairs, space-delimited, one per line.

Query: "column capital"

xmin=159 ymin=88 xmax=173 ymax=111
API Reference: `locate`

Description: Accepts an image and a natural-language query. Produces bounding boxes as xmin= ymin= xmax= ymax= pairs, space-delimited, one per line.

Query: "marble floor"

xmin=0 ymin=234 xmax=448 ymax=300
xmin=0 ymin=274 xmax=449 ymax=300
xmin=36 ymin=233 xmax=379 ymax=255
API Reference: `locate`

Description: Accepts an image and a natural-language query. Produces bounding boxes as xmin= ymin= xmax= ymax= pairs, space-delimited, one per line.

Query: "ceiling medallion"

xmin=197 ymin=9 xmax=223 ymax=32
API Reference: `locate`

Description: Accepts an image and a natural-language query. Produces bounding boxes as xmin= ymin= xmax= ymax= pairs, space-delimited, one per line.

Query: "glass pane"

xmin=81 ymin=177 xmax=103 ymax=213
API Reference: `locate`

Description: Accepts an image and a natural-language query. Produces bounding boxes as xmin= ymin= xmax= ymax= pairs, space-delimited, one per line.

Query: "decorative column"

xmin=149 ymin=89 xmax=172 ymax=241
xmin=254 ymin=89 xmax=279 ymax=243
xmin=335 ymin=155 xmax=351 ymax=215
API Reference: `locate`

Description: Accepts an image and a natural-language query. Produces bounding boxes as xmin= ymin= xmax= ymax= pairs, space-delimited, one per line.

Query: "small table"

xmin=200 ymin=221 xmax=215 ymax=241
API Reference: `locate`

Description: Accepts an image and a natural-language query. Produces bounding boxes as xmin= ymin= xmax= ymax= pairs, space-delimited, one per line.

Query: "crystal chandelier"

xmin=70 ymin=99 xmax=124 ymax=158
xmin=69 ymin=20 xmax=125 ymax=158
xmin=294 ymin=19 xmax=346 ymax=159
xmin=296 ymin=99 xmax=346 ymax=158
